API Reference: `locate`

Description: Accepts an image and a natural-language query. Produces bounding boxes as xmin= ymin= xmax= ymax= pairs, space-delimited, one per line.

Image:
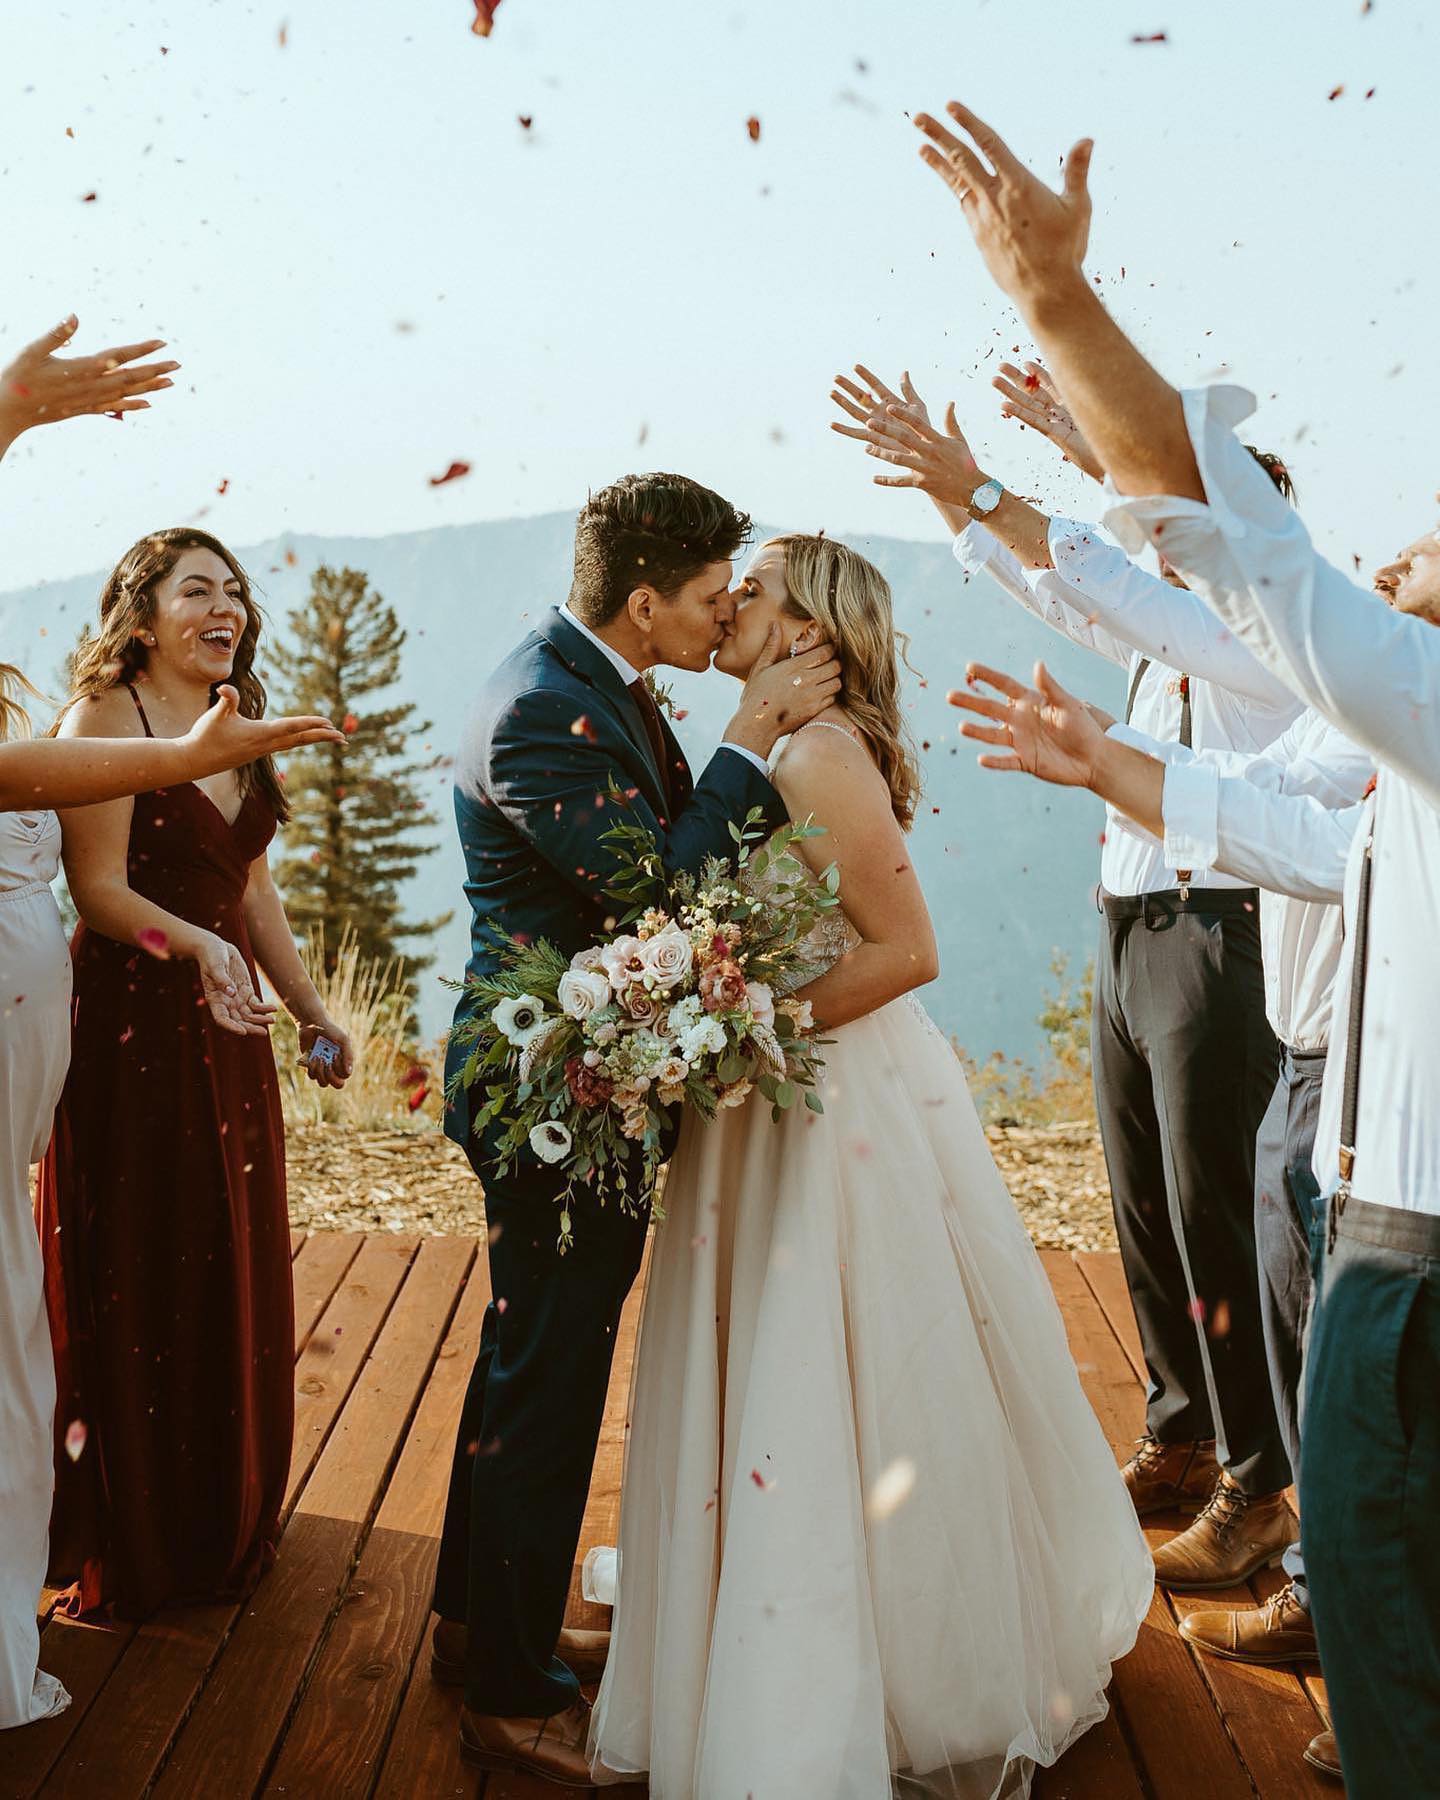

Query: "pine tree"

xmin=269 ymin=564 xmax=449 ymax=999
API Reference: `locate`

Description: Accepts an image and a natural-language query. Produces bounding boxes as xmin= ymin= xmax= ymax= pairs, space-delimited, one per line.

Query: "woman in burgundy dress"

xmin=37 ymin=528 xmax=354 ymax=1619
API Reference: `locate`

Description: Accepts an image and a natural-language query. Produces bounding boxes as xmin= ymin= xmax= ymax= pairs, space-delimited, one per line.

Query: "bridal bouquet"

xmin=446 ymin=803 xmax=837 ymax=1250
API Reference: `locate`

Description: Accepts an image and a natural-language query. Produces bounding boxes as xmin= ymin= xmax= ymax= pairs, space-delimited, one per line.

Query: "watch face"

xmin=971 ymin=479 xmax=1003 ymax=516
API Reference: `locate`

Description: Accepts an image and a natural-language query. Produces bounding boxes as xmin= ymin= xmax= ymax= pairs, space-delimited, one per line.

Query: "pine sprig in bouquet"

xmin=446 ymin=800 xmax=838 ymax=1250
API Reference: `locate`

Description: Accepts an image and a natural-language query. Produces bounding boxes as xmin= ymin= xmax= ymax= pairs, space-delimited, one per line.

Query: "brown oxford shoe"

xmin=459 ymin=1697 xmax=593 ymax=1787
xmin=1178 ymin=1581 xmax=1320 ymax=1664
xmin=1151 ymin=1473 xmax=1297 ymax=1590
xmin=431 ymin=1618 xmax=611 ymax=1687
xmin=1303 ymin=1728 xmax=1343 ymax=1780
xmin=1121 ymin=1433 xmax=1221 ymax=1516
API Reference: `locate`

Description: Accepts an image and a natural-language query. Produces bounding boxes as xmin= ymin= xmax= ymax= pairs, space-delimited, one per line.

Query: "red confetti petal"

xmin=749 ymin=1467 xmax=770 ymax=1488
xmin=81 ymin=191 xmax=98 ymax=202
xmin=1327 ymin=84 xmax=1344 ymax=100
xmin=471 ymin=0 xmax=502 ymax=34
xmin=137 ymin=926 xmax=171 ymax=959
xmin=570 ymin=714 xmax=598 ymax=741
xmin=407 ymin=1085 xmax=429 ymax=1112
xmin=64 ymin=1419 xmax=88 ymax=1462
xmin=1129 ymin=30 xmax=1168 ymax=43
xmin=746 ymin=115 xmax=761 ymax=142
xmin=342 ymin=713 xmax=359 ymax=734
xmin=428 ymin=460 xmax=472 ymax=487
xmin=216 ymin=477 xmax=230 ymax=496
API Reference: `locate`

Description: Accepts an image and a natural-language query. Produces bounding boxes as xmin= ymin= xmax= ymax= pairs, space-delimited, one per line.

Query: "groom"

xmin=431 ymin=471 xmax=841 ymax=1784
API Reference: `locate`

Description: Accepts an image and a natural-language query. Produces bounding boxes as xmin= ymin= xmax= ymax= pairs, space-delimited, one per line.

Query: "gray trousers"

xmin=1254 ymin=1044 xmax=1327 ymax=1607
xmin=1093 ymin=889 xmax=1291 ymax=1494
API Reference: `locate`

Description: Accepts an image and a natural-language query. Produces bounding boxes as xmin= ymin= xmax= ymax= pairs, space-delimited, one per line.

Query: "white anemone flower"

xmin=529 ymin=1121 xmax=573 ymax=1164
xmin=493 ymin=993 xmax=548 ymax=1048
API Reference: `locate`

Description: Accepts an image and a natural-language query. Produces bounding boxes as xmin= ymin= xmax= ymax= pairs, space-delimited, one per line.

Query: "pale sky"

xmin=1 ymin=0 xmax=1436 ymax=597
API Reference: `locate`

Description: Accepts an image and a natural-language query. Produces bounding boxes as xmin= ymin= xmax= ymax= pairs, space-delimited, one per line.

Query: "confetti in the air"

xmin=64 ymin=1419 xmax=88 ymax=1462
xmin=471 ymin=0 xmax=502 ymax=36
xmin=1129 ymin=30 xmax=1168 ymax=44
xmin=342 ymin=713 xmax=359 ymax=734
xmin=866 ymin=1456 xmax=917 ymax=1521
xmin=746 ymin=115 xmax=762 ymax=142
xmin=429 ymin=460 xmax=471 ymax=487
xmin=137 ymin=926 xmax=171 ymax=959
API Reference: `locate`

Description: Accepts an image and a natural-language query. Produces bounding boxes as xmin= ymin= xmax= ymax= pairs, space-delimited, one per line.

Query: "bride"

xmin=587 ymin=532 xmax=1153 ymax=1800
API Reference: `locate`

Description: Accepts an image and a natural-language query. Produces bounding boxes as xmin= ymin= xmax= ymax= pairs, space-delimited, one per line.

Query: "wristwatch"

xmin=968 ymin=477 xmax=1005 ymax=518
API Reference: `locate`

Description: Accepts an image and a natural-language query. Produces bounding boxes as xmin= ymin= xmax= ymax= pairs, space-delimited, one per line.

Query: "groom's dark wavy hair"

xmin=569 ymin=473 xmax=752 ymax=626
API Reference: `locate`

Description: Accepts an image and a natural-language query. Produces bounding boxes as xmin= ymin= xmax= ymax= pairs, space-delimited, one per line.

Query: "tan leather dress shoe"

xmin=1121 ymin=1434 xmax=1221 ymax=1516
xmin=1303 ymin=1728 xmax=1343 ymax=1780
xmin=1178 ymin=1581 xmax=1320 ymax=1663
xmin=1151 ymin=1473 xmax=1296 ymax=1590
xmin=460 ymin=1698 xmax=593 ymax=1787
xmin=430 ymin=1618 xmax=611 ymax=1687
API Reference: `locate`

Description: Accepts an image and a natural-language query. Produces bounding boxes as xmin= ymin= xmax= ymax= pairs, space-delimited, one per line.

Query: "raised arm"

xmin=829 ymin=366 xmax=1133 ymax=669
xmin=992 ymin=360 xmax=1105 ymax=483
xmin=0 ymin=314 xmax=179 ymax=460
xmin=912 ymin=102 xmax=1201 ymax=502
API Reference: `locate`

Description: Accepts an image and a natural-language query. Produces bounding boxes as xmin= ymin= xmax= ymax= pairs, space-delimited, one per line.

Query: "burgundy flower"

xmin=565 ymin=1055 xmax=614 ymax=1109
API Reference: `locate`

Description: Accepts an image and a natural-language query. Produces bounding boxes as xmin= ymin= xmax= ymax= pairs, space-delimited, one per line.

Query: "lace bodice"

xmin=749 ymin=834 xmax=861 ymax=992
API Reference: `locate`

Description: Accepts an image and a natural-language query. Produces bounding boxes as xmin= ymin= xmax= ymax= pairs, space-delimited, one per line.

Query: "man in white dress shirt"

xmin=831 ymin=371 xmax=1300 ymax=1593
xmin=914 ymin=95 xmax=1439 ymax=1793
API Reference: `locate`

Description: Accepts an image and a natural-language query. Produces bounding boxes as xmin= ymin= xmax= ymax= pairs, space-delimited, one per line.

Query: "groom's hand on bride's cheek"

xmin=727 ymin=633 xmax=842 ymax=756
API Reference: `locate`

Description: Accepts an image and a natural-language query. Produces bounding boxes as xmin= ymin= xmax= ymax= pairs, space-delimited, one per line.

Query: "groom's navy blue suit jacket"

xmin=445 ymin=608 xmax=788 ymax=1148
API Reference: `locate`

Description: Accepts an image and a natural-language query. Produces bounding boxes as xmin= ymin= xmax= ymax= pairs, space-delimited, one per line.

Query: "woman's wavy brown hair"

xmin=767 ymin=533 xmax=922 ymax=830
xmin=0 ymin=663 xmax=50 ymax=744
xmin=63 ymin=527 xmax=289 ymax=821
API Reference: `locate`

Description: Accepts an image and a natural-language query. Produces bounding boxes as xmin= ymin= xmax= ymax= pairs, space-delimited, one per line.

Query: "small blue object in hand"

xmin=304 ymin=1035 xmax=341 ymax=1072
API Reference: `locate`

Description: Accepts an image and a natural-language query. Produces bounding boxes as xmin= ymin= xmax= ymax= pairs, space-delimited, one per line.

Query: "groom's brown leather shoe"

xmin=1178 ymin=1581 xmax=1320 ymax=1664
xmin=1120 ymin=1434 xmax=1220 ymax=1516
xmin=431 ymin=1618 xmax=611 ymax=1687
xmin=1151 ymin=1474 xmax=1296 ymax=1589
xmin=459 ymin=1698 xmax=593 ymax=1787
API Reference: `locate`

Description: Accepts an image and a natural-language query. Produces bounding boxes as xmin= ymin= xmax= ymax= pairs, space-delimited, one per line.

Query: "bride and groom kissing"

xmin=433 ymin=470 xmax=1153 ymax=1797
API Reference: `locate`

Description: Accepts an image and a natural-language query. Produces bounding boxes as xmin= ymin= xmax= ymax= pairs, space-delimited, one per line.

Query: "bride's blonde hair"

xmin=767 ymin=533 xmax=922 ymax=830
xmin=0 ymin=663 xmax=50 ymax=744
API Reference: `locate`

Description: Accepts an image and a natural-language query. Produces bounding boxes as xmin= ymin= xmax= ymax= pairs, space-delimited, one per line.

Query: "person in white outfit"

xmin=588 ymin=532 xmax=1153 ymax=1800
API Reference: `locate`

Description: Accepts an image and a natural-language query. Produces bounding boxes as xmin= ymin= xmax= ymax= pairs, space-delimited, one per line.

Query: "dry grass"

xmin=272 ymin=924 xmax=444 ymax=1131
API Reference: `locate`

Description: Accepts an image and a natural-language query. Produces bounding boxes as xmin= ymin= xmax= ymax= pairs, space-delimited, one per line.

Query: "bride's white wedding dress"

xmin=588 ymin=808 xmax=1153 ymax=1799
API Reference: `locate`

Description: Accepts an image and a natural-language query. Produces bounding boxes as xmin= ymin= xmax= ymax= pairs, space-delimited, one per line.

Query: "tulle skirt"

xmin=589 ymin=993 xmax=1152 ymax=1799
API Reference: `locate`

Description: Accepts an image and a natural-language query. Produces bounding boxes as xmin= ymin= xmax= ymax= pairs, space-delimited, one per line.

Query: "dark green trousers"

xmin=1302 ymin=1196 xmax=1440 ymax=1798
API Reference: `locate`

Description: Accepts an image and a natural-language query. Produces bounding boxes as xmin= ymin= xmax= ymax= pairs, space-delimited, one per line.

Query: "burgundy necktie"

xmin=628 ymin=678 xmax=676 ymax=815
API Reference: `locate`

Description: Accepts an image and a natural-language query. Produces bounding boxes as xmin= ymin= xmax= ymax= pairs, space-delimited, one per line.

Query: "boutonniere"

xmin=645 ymin=673 xmax=679 ymax=720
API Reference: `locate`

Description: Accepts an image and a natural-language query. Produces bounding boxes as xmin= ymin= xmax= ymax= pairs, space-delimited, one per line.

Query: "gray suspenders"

xmin=1329 ymin=787 xmax=1376 ymax=1250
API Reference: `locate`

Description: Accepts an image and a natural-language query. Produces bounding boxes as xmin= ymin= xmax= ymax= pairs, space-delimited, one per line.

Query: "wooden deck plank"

xmin=290 ymin=1230 xmax=365 ymax=1356
xmin=291 ymin=1229 xmax=305 ymax=1257
xmin=33 ymin=1237 xmax=420 ymax=1800
xmin=260 ymin=1242 xmax=486 ymax=1799
xmin=1040 ymin=1252 xmax=1254 ymax=1800
xmin=1033 ymin=1707 xmax=1146 ymax=1800
xmin=3 ymin=1619 xmax=135 ymax=1800
xmin=149 ymin=1237 xmax=473 ymax=1798
xmin=566 ymin=1236 xmax=651 ymax=1633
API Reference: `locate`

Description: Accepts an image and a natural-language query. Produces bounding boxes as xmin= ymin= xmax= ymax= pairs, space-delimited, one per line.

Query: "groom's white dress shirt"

xmin=1107 ymin=709 xmax=1374 ymax=1052
xmin=559 ymin=605 xmax=770 ymax=779
xmin=955 ymin=519 xmax=1299 ymax=895
xmin=1106 ymin=385 xmax=1440 ymax=1217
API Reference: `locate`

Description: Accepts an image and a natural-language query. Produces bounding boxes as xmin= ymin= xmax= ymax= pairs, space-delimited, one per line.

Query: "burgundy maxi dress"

xmin=36 ymin=687 xmax=293 ymax=1619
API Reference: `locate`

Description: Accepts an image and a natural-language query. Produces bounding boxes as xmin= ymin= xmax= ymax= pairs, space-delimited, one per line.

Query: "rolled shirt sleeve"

xmin=1104 ymin=385 xmax=1440 ymax=810
xmin=953 ymin=523 xmax=1133 ymax=669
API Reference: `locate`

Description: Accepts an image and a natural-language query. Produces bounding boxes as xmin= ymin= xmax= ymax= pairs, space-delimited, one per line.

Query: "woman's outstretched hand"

xmin=0 ymin=315 xmax=180 ymax=458
xmin=191 ymin=930 xmax=277 ymax=1036
xmin=182 ymin=687 xmax=347 ymax=780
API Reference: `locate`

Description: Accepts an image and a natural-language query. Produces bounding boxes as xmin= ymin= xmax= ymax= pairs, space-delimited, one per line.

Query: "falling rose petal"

xmin=496 ymin=1296 xmax=508 ymax=1314
xmin=216 ymin=477 xmax=230 ymax=495
xmin=471 ymin=0 xmax=502 ymax=34
xmin=278 ymin=20 xmax=288 ymax=47
xmin=570 ymin=714 xmax=597 ymax=741
xmin=1023 ymin=371 xmax=1041 ymax=391
xmin=1187 ymin=1296 xmax=1207 ymax=1325
xmin=749 ymin=1467 xmax=772 ymax=1490
xmin=1209 ymin=1299 xmax=1232 ymax=1339
xmin=119 ymin=1024 xmax=135 ymax=1044
xmin=1327 ymin=83 xmax=1344 ymax=100
xmin=518 ymin=113 xmax=533 ymax=129
xmin=1129 ymin=30 xmax=1168 ymax=43
xmin=746 ymin=115 xmax=761 ymax=142
xmin=137 ymin=926 xmax=171 ymax=960
xmin=342 ymin=712 xmax=359 ymax=734
xmin=81 ymin=191 xmax=98 ymax=202
xmin=65 ymin=1419 xmax=88 ymax=1462
xmin=428 ymin=460 xmax=472 ymax=487
xmin=65 ymin=126 xmax=74 ymax=139
xmin=866 ymin=1455 xmax=917 ymax=1522
xmin=284 ymin=548 xmax=298 ymax=567
xmin=407 ymin=1085 xmax=429 ymax=1112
